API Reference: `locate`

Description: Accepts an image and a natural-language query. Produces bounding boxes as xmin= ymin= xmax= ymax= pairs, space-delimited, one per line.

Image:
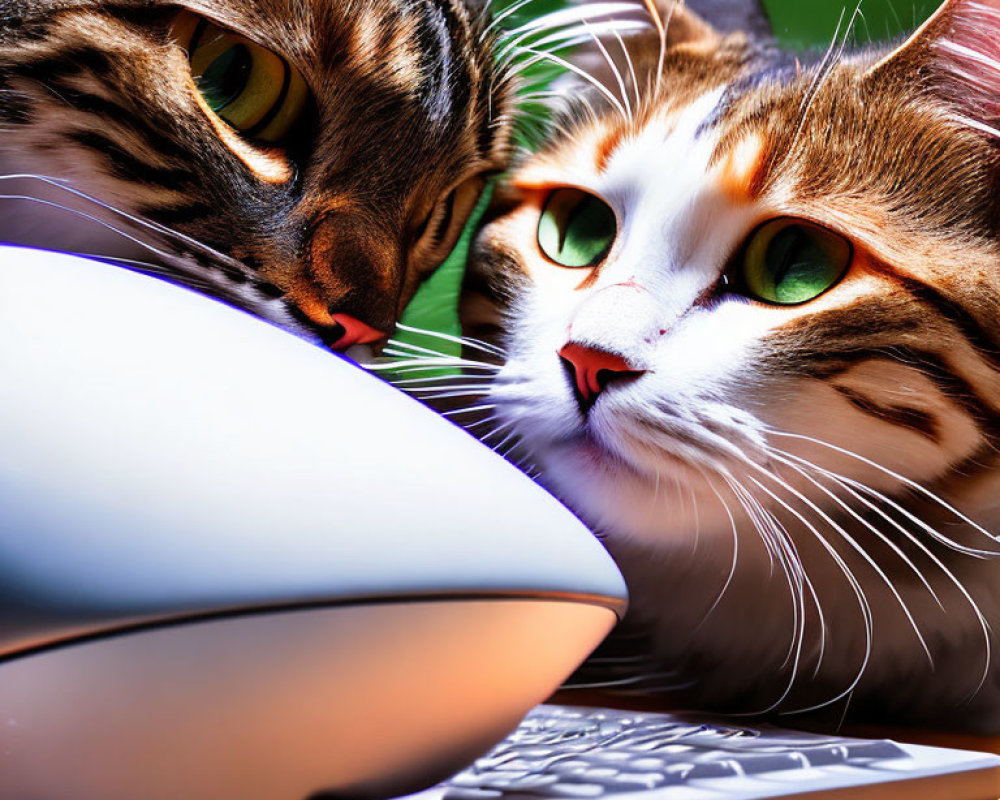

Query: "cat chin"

xmin=536 ymin=436 xmax=733 ymax=547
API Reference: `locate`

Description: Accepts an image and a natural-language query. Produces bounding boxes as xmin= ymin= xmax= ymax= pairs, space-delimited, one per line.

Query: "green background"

xmin=395 ymin=0 xmax=938 ymax=352
xmin=763 ymin=0 xmax=936 ymax=48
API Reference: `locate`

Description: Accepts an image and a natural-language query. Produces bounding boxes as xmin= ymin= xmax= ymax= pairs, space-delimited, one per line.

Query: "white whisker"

xmin=390 ymin=376 xmax=494 ymax=389
xmin=482 ymin=0 xmax=539 ymax=40
xmin=516 ymin=46 xmax=629 ymax=123
xmin=362 ymin=362 xmax=501 ymax=374
xmin=0 ymin=193 xmax=177 ymax=260
xmin=770 ymin=448 xmax=944 ymax=609
xmin=370 ymin=353 xmax=502 ymax=369
xmin=403 ymin=388 xmax=491 ymax=400
xmin=612 ymin=27 xmax=641 ymax=113
xmin=774 ymin=446 xmax=992 ymax=699
xmin=748 ymin=473 xmax=871 ymax=715
xmin=764 ymin=450 xmax=935 ymax=668
xmin=442 ymin=404 xmax=497 ymax=417
xmin=385 ymin=338 xmax=457 ymax=360
xmin=465 ymin=414 xmax=502 ymax=432
xmin=581 ymin=18 xmax=633 ymax=123
xmin=395 ymin=322 xmax=505 ymax=357
xmin=499 ymin=3 xmax=644 ymax=41
xmin=0 ymin=173 xmax=248 ymax=273
xmin=642 ymin=0 xmax=666 ymax=93
xmin=725 ymin=474 xmax=811 ymax=706
xmin=696 ymin=477 xmax=739 ymax=627
xmin=766 ymin=428 xmax=1000 ymax=554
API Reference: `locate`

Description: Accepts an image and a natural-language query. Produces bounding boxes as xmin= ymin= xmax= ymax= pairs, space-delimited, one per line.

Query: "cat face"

xmin=467 ymin=0 xmax=1000 ymax=546
xmin=0 ymin=0 xmax=512 ymax=349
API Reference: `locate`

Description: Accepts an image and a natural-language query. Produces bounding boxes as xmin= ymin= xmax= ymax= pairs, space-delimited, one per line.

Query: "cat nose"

xmin=558 ymin=342 xmax=646 ymax=405
xmin=323 ymin=314 xmax=386 ymax=351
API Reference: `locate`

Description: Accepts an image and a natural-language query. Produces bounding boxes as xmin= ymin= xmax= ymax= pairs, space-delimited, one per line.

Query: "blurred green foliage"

xmin=762 ymin=0 xmax=936 ymax=49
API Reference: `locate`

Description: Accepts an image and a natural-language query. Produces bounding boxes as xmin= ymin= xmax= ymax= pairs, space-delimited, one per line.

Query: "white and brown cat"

xmin=462 ymin=0 xmax=1000 ymax=731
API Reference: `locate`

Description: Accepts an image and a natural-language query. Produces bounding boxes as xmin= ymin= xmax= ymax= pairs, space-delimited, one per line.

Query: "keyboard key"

xmin=445 ymin=789 xmax=502 ymax=800
xmin=539 ymin=783 xmax=605 ymax=797
xmin=604 ymin=772 xmax=666 ymax=789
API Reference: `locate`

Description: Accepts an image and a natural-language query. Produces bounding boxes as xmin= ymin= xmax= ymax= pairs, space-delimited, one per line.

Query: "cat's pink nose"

xmin=558 ymin=342 xmax=645 ymax=404
xmin=326 ymin=314 xmax=385 ymax=351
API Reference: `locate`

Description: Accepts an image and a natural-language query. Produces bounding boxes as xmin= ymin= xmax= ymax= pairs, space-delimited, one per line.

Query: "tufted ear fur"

xmin=867 ymin=0 xmax=1000 ymax=139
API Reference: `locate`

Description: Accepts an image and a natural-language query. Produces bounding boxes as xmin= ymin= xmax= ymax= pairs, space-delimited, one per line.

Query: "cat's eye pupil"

xmin=766 ymin=226 xmax=807 ymax=285
xmin=538 ymin=188 xmax=616 ymax=268
xmin=199 ymin=44 xmax=252 ymax=111
xmin=740 ymin=218 xmax=851 ymax=305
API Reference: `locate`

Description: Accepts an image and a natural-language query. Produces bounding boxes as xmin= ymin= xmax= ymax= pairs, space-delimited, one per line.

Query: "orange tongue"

xmin=327 ymin=314 xmax=385 ymax=350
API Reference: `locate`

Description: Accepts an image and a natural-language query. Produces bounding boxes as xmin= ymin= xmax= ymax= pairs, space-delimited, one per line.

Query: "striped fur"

xmin=463 ymin=0 xmax=1000 ymax=730
xmin=0 ymin=0 xmax=513 ymax=345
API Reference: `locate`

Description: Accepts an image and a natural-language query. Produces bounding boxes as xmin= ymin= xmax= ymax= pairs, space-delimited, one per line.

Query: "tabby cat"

xmin=0 ymin=0 xmax=513 ymax=350
xmin=462 ymin=0 xmax=1000 ymax=730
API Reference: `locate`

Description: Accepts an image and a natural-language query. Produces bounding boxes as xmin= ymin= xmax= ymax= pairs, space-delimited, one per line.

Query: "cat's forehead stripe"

xmin=418 ymin=0 xmax=455 ymax=123
xmin=595 ymin=127 xmax=625 ymax=175
xmin=349 ymin=10 xmax=421 ymax=89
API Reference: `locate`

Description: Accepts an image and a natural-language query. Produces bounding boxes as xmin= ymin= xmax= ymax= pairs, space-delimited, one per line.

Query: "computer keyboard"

xmin=401 ymin=704 xmax=1000 ymax=800
xmin=442 ymin=706 xmax=907 ymax=797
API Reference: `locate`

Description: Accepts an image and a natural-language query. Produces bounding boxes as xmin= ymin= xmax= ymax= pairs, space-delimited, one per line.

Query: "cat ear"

xmin=866 ymin=0 xmax=1000 ymax=137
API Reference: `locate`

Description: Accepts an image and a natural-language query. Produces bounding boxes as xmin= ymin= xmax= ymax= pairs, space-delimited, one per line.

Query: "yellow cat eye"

xmin=172 ymin=11 xmax=308 ymax=144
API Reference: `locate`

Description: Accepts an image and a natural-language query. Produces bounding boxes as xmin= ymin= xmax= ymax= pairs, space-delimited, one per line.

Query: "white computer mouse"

xmin=0 ymin=247 xmax=627 ymax=800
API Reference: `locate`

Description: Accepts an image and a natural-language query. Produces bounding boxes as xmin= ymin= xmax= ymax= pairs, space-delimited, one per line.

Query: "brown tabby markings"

xmin=0 ymin=0 xmax=513 ymax=345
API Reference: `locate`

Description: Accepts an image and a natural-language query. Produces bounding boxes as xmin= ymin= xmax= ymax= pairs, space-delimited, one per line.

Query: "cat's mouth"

xmin=549 ymin=400 xmax=753 ymax=489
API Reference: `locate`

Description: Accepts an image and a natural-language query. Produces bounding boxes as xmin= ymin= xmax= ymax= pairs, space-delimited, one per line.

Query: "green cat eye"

xmin=537 ymin=188 xmax=617 ymax=268
xmin=173 ymin=11 xmax=309 ymax=144
xmin=740 ymin=218 xmax=852 ymax=305
xmin=198 ymin=43 xmax=252 ymax=111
